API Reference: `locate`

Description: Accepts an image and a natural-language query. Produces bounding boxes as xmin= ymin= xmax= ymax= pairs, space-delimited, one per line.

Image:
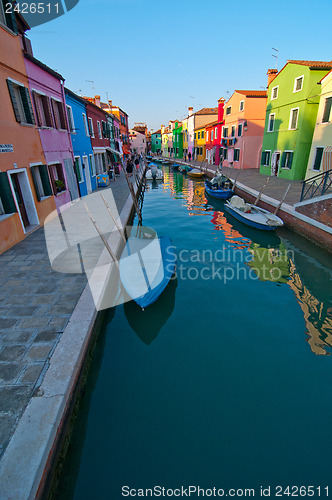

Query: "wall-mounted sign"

xmin=0 ymin=144 xmax=13 ymax=153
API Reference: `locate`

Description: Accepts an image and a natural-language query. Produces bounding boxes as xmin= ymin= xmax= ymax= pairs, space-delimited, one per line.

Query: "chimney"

xmin=108 ymin=100 xmax=113 ymax=109
xmin=267 ymin=69 xmax=278 ymax=87
xmin=188 ymin=107 xmax=193 ymax=116
xmin=218 ymin=98 xmax=225 ymax=123
xmin=94 ymin=95 xmax=101 ymax=107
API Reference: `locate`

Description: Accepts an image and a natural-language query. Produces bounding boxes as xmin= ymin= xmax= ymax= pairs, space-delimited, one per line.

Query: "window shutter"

xmin=288 ymin=152 xmax=293 ymax=168
xmin=32 ymin=92 xmax=43 ymax=126
xmin=58 ymin=102 xmax=67 ymax=129
xmin=44 ymin=97 xmax=54 ymax=127
xmin=40 ymin=165 xmax=52 ymax=196
xmin=51 ymin=99 xmax=60 ymax=128
xmin=4 ymin=1 xmax=18 ymax=33
xmin=30 ymin=166 xmax=41 ymax=201
xmin=6 ymin=79 xmax=21 ymax=123
xmin=261 ymin=152 xmax=266 ymax=165
xmin=20 ymin=87 xmax=36 ymax=125
xmin=281 ymin=153 xmax=286 ymax=168
xmin=0 ymin=172 xmax=17 ymax=213
xmin=322 ymin=97 xmax=332 ymax=123
xmin=47 ymin=165 xmax=57 ymax=195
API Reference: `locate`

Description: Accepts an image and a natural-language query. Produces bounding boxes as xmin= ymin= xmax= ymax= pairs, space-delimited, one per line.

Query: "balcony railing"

xmin=300 ymin=169 xmax=332 ymax=201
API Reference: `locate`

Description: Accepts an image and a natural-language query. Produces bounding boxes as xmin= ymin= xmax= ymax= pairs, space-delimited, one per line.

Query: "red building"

xmin=205 ymin=98 xmax=225 ymax=166
xmin=103 ymin=101 xmax=130 ymax=157
xmin=84 ymin=96 xmax=112 ymax=176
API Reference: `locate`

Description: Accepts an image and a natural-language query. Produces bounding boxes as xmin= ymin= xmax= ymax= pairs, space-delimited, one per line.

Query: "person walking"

xmin=188 ymin=151 xmax=191 ymax=162
xmin=126 ymin=158 xmax=133 ymax=177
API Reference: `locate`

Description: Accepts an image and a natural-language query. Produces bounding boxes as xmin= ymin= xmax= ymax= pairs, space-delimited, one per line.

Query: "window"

xmin=32 ymin=92 xmax=53 ymax=127
xmin=239 ymin=100 xmax=244 ymax=111
xmin=30 ymin=165 xmax=52 ymax=200
xmin=0 ymin=1 xmax=18 ymax=32
xmin=97 ymin=121 xmax=102 ymax=139
xmin=102 ymin=121 xmax=108 ymax=139
xmin=223 ymin=148 xmax=228 ymax=160
xmin=74 ymin=157 xmax=83 ymax=182
xmin=281 ymin=151 xmax=293 ymax=169
xmin=206 ymin=131 xmax=209 ymax=142
xmin=268 ymin=113 xmax=275 ymax=132
xmin=82 ymin=114 xmax=89 ymax=136
xmin=48 ymin=163 xmax=67 ymax=194
xmin=322 ymin=97 xmax=332 ymax=123
xmin=223 ymin=127 xmax=228 ymax=138
xmin=231 ymin=125 xmax=236 ymax=137
xmin=312 ymin=147 xmax=324 ymax=171
xmin=234 ymin=149 xmax=240 ymax=161
xmin=226 ymin=106 xmax=231 ymax=115
xmin=289 ymin=108 xmax=299 ymax=130
xmin=66 ymin=105 xmax=75 ymax=132
xmin=89 ymin=155 xmax=96 ymax=176
xmin=0 ymin=172 xmax=17 ymax=214
xmin=238 ymin=124 xmax=243 ymax=136
xmin=211 ymin=130 xmax=214 ymax=141
xmin=200 ymin=147 xmax=203 ymax=155
xmin=194 ymin=132 xmax=196 ymax=139
xmin=202 ymin=131 xmax=204 ymax=139
xmin=7 ymin=79 xmax=35 ymax=125
xmin=294 ymin=76 xmax=303 ymax=92
xmin=271 ymin=86 xmax=279 ymax=100
xmin=88 ymin=117 xmax=94 ymax=137
xmin=51 ymin=99 xmax=67 ymax=129
xmin=198 ymin=131 xmax=201 ymax=139
xmin=261 ymin=151 xmax=271 ymax=166
xmin=214 ymin=127 xmax=217 ymax=139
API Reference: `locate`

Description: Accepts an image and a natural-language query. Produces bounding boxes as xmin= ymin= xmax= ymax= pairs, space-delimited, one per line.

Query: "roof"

xmin=24 ymin=53 xmax=64 ymax=81
xmin=320 ymin=69 xmax=332 ymax=84
xmin=151 ymin=129 xmax=161 ymax=135
xmin=65 ymin=87 xmax=88 ymax=105
xmin=287 ymin=60 xmax=332 ymax=69
xmin=205 ymin=120 xmax=219 ymax=128
xmin=234 ymin=90 xmax=267 ymax=98
xmin=194 ymin=107 xmax=218 ymax=116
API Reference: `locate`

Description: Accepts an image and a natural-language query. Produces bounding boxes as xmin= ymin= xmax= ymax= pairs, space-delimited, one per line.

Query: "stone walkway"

xmin=0 ymin=169 xmax=134 ymax=460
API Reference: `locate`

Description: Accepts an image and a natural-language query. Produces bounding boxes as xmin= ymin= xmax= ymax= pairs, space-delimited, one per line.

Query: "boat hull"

xmin=205 ymin=181 xmax=233 ymax=200
xmin=224 ymin=203 xmax=282 ymax=230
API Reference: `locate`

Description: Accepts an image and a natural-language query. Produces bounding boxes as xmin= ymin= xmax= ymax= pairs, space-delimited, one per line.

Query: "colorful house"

xmin=24 ymin=54 xmax=76 ymax=209
xmin=172 ymin=122 xmax=183 ymax=159
xmin=188 ymin=107 xmax=218 ymax=160
xmin=305 ymin=69 xmax=332 ymax=179
xmin=222 ymin=90 xmax=267 ymax=170
xmin=151 ymin=130 xmax=162 ymax=154
xmin=182 ymin=121 xmax=189 ymax=159
xmin=100 ymin=101 xmax=123 ymax=162
xmin=129 ymin=129 xmax=146 ymax=154
xmin=193 ymin=125 xmax=206 ymax=161
xmin=0 ymin=13 xmax=57 ymax=254
xmin=106 ymin=101 xmax=130 ymax=157
xmin=260 ymin=61 xmax=332 ymax=180
xmin=65 ymin=88 xmax=96 ymax=197
xmin=161 ymin=125 xmax=170 ymax=157
xmin=205 ymin=98 xmax=225 ymax=165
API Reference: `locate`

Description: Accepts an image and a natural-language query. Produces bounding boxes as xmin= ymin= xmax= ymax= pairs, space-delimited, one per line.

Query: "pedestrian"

xmin=135 ymin=157 xmax=140 ymax=170
xmin=188 ymin=151 xmax=191 ymax=162
xmin=126 ymin=159 xmax=133 ymax=177
xmin=184 ymin=151 xmax=187 ymax=162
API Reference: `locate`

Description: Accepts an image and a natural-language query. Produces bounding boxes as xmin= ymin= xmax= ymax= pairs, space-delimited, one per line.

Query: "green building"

xmin=260 ymin=61 xmax=332 ymax=180
xmin=172 ymin=121 xmax=183 ymax=159
xmin=151 ymin=130 xmax=161 ymax=154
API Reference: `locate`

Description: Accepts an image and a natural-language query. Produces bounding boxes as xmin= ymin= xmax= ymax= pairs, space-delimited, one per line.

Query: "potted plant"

xmin=55 ymin=179 xmax=65 ymax=193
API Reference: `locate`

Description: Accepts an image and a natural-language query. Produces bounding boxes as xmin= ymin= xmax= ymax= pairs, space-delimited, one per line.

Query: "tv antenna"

xmin=85 ymin=80 xmax=95 ymax=92
xmin=272 ymin=48 xmax=278 ymax=69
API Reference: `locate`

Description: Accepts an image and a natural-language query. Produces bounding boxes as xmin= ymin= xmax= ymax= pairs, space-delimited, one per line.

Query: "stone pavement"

xmin=0 ymin=168 xmax=134 ymax=460
xmin=296 ymin=198 xmax=332 ymax=227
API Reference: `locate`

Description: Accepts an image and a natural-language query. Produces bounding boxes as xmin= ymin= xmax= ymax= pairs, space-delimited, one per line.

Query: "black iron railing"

xmin=300 ymin=169 xmax=332 ymax=201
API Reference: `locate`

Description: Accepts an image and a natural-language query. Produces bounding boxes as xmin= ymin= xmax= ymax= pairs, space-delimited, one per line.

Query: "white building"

xmin=129 ymin=129 xmax=146 ymax=154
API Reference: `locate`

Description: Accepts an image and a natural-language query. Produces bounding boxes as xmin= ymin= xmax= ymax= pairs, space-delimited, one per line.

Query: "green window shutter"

xmin=281 ymin=153 xmax=286 ymax=168
xmin=3 ymin=0 xmax=18 ymax=33
xmin=40 ymin=165 xmax=52 ymax=195
xmin=6 ymin=79 xmax=21 ymax=123
xmin=20 ymin=87 xmax=36 ymax=125
xmin=30 ymin=166 xmax=41 ymax=201
xmin=0 ymin=172 xmax=17 ymax=213
xmin=261 ymin=152 xmax=266 ymax=165
xmin=288 ymin=152 xmax=294 ymax=168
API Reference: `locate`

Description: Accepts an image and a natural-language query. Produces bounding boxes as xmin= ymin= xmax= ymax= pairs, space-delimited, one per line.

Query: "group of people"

xmin=126 ymin=154 xmax=142 ymax=177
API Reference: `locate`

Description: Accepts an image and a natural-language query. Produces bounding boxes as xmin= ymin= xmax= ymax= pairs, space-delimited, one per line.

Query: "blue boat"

xmin=224 ymin=196 xmax=284 ymax=231
xmin=119 ymin=232 xmax=176 ymax=309
xmin=205 ymin=180 xmax=233 ymax=200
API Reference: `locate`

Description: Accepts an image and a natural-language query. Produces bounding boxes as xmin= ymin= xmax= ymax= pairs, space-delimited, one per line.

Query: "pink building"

xmin=24 ymin=54 xmax=76 ymax=209
xmin=205 ymin=98 xmax=225 ymax=165
xmin=221 ymin=90 xmax=267 ymax=169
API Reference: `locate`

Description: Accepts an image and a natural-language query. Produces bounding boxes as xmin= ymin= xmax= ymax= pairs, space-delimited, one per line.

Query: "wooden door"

xmin=11 ymin=173 xmax=29 ymax=227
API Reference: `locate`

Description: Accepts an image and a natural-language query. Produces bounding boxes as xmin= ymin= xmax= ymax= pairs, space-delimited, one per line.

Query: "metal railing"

xmin=300 ymin=169 xmax=332 ymax=201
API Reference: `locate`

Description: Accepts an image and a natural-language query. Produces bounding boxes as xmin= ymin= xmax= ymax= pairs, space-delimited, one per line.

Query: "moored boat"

xmin=224 ymin=195 xmax=284 ymax=230
xmin=205 ymin=174 xmax=233 ymax=200
xmin=187 ymin=168 xmax=204 ymax=178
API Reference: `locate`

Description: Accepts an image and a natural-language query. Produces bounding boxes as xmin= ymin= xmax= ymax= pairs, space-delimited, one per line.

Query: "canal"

xmin=55 ymin=168 xmax=332 ymax=499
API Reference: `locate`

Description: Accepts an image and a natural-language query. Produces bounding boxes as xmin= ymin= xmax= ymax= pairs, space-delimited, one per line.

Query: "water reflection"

xmin=124 ymin=278 xmax=178 ymax=345
xmin=165 ymin=169 xmax=332 ymax=356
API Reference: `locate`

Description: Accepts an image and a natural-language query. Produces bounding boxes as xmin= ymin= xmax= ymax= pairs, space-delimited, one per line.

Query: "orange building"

xmin=221 ymin=90 xmax=267 ymax=169
xmin=0 ymin=13 xmax=56 ymax=254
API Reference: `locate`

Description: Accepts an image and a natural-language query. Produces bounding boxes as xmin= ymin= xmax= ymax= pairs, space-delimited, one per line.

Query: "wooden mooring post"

xmin=273 ymin=183 xmax=291 ymax=214
xmin=253 ymin=177 xmax=270 ymax=206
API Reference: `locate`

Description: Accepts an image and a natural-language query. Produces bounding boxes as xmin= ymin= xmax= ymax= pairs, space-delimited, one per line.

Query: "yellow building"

xmin=194 ymin=126 xmax=206 ymax=161
xmin=182 ymin=119 xmax=189 ymax=159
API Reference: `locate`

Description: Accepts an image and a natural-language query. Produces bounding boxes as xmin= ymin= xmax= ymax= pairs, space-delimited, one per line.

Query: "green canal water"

xmin=56 ymin=169 xmax=332 ymax=499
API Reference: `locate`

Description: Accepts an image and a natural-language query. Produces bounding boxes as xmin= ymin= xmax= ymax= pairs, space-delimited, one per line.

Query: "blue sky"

xmin=28 ymin=0 xmax=332 ymax=131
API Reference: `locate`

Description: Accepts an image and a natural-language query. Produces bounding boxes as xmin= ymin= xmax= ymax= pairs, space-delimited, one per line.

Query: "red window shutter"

xmin=51 ymin=99 xmax=60 ymax=129
xmin=58 ymin=102 xmax=68 ymax=130
xmin=43 ymin=96 xmax=54 ymax=127
xmin=47 ymin=165 xmax=57 ymax=195
xmin=32 ymin=92 xmax=42 ymax=126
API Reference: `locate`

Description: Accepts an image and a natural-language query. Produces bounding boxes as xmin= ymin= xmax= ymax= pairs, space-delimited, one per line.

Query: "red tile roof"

xmin=194 ymin=107 xmax=218 ymax=115
xmin=287 ymin=60 xmax=332 ymax=69
xmin=205 ymin=120 xmax=219 ymax=128
xmin=235 ymin=90 xmax=267 ymax=97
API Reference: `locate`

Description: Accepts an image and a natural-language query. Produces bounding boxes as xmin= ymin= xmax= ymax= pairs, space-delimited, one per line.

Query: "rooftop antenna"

xmin=85 ymin=80 xmax=95 ymax=92
xmin=190 ymin=96 xmax=195 ymax=108
xmin=272 ymin=47 xmax=278 ymax=69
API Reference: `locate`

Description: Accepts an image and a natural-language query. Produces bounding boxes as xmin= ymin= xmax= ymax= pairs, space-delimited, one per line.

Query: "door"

xmin=63 ymin=158 xmax=80 ymax=201
xmin=271 ymin=152 xmax=281 ymax=176
xmin=83 ymin=156 xmax=92 ymax=194
xmin=11 ymin=173 xmax=29 ymax=227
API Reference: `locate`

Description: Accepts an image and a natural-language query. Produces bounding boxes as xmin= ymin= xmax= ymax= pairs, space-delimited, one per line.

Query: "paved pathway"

xmin=0 ymin=168 xmax=134 ymax=460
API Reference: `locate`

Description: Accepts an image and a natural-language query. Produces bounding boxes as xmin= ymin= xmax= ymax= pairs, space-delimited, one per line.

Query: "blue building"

xmin=65 ymin=88 xmax=97 ymax=196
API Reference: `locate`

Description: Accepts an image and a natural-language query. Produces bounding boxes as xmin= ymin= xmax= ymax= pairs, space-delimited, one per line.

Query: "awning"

xmin=106 ymin=146 xmax=123 ymax=156
xmin=322 ymin=146 xmax=332 ymax=172
xmin=93 ymin=147 xmax=106 ymax=153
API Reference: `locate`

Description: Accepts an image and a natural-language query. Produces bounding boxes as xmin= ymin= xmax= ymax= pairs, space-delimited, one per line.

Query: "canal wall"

xmin=0 ymin=169 xmax=145 ymax=499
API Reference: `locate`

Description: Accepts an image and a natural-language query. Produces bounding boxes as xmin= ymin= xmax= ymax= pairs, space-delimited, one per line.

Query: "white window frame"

xmin=271 ymin=86 xmax=279 ymax=100
xmin=239 ymin=100 xmax=244 ymax=111
xmin=293 ymin=75 xmax=304 ymax=93
xmin=238 ymin=123 xmax=243 ymax=137
xmin=231 ymin=125 xmax=236 ymax=137
xmin=206 ymin=131 xmax=209 ymax=142
xmin=289 ymin=107 xmax=299 ymax=130
xmin=211 ymin=130 xmax=214 ymax=141
xmin=97 ymin=121 xmax=102 ymax=139
xmin=74 ymin=156 xmax=84 ymax=183
xmin=30 ymin=162 xmax=50 ymax=200
xmin=311 ymin=146 xmax=324 ymax=172
xmin=66 ymin=105 xmax=75 ymax=133
xmin=82 ymin=113 xmax=89 ymax=136
xmin=282 ymin=150 xmax=293 ymax=169
xmin=214 ymin=127 xmax=217 ymax=138
xmin=223 ymin=126 xmax=228 ymax=138
xmin=262 ymin=150 xmax=271 ymax=166
xmin=267 ymin=113 xmax=275 ymax=132
xmin=88 ymin=117 xmax=94 ymax=137
xmin=226 ymin=106 xmax=232 ymax=115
